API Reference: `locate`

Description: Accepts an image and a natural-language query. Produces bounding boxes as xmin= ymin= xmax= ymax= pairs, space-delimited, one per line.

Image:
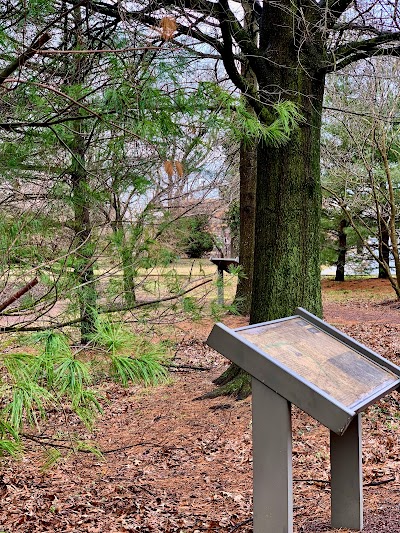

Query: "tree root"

xmin=197 ymin=367 xmax=251 ymax=400
xmin=212 ymin=363 xmax=241 ymax=386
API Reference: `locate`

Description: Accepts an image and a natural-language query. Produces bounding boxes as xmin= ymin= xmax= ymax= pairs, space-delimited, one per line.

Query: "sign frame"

xmin=207 ymin=307 xmax=400 ymax=435
xmin=206 ymin=308 xmax=400 ymax=531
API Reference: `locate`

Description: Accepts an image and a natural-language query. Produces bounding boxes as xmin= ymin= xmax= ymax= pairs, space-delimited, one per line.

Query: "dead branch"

xmin=166 ymin=363 xmax=212 ymax=371
xmin=293 ymin=477 xmax=396 ymax=487
xmin=0 ymin=33 xmax=51 ymax=87
xmin=0 ymin=277 xmax=39 ymax=313
xmin=0 ymin=277 xmax=213 ymax=333
xmin=229 ymin=518 xmax=252 ymax=532
xmin=364 ymin=477 xmax=395 ymax=487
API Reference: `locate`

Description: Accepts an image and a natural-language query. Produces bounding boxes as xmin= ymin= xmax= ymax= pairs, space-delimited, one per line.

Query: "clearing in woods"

xmin=0 ymin=278 xmax=399 ymax=532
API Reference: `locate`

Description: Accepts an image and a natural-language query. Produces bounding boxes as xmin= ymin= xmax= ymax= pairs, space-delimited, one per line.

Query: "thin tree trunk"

xmin=234 ymin=140 xmax=257 ymax=314
xmin=71 ymin=137 xmax=97 ymax=343
xmin=112 ymin=193 xmax=136 ymax=307
xmin=233 ymin=0 xmax=258 ymax=316
xmin=69 ymin=6 xmax=98 ymax=343
xmin=376 ymin=131 xmax=400 ymax=297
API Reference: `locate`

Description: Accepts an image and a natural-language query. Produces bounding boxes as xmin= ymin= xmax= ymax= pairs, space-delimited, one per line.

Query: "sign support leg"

xmin=217 ymin=266 xmax=224 ymax=305
xmin=330 ymin=414 xmax=363 ymax=530
xmin=252 ymin=377 xmax=293 ymax=533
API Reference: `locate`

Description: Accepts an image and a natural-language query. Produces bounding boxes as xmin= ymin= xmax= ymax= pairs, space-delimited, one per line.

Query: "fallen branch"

xmin=22 ymin=433 xmax=183 ymax=455
xmin=364 ymin=476 xmax=395 ymax=487
xmin=293 ymin=477 xmax=396 ymax=487
xmin=293 ymin=478 xmax=329 ymax=484
xmin=166 ymin=363 xmax=212 ymax=371
xmin=1 ymin=277 xmax=213 ymax=333
xmin=0 ymin=277 xmax=38 ymax=313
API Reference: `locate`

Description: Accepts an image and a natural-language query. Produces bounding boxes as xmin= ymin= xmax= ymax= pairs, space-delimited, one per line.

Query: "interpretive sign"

xmin=239 ymin=316 xmax=398 ymax=411
xmin=207 ymin=308 xmax=400 ymax=532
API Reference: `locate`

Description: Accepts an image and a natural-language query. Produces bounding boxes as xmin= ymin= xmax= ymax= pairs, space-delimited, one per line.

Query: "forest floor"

xmin=1 ymin=278 xmax=400 ymax=532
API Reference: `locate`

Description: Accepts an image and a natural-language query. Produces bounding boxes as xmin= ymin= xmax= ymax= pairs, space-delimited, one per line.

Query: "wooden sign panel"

xmin=240 ymin=317 xmax=397 ymax=410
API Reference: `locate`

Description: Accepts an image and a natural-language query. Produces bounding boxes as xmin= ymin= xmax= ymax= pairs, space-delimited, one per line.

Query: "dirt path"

xmin=323 ymin=279 xmax=400 ymax=326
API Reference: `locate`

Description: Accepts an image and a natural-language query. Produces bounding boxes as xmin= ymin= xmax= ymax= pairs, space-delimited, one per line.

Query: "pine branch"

xmin=0 ymin=278 xmax=213 ymax=333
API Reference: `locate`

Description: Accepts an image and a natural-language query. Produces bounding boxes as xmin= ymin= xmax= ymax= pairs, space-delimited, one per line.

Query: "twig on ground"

xmin=229 ymin=518 xmax=252 ymax=532
xmin=294 ymin=477 xmax=396 ymax=487
xmin=294 ymin=479 xmax=330 ymax=484
xmin=22 ymin=433 xmax=185 ymax=455
xmin=165 ymin=363 xmax=212 ymax=371
xmin=364 ymin=477 xmax=395 ymax=487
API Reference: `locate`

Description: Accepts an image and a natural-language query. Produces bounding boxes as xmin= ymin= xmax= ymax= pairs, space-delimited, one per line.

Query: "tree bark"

xmin=234 ymin=140 xmax=257 ymax=315
xmin=69 ymin=6 xmax=98 ymax=343
xmin=71 ymin=136 xmax=97 ymax=344
xmin=205 ymin=1 xmax=325 ymax=399
xmin=234 ymin=0 xmax=258 ymax=316
xmin=111 ymin=193 xmax=136 ymax=307
xmin=250 ymin=3 xmax=324 ymax=323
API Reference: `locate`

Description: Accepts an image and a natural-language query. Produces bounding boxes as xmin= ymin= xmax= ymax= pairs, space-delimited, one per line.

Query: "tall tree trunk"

xmin=251 ymin=104 xmax=324 ymax=319
xmin=234 ymin=140 xmax=257 ymax=315
xmin=71 ymin=131 xmax=97 ymax=344
xmin=250 ymin=0 xmax=324 ymax=323
xmin=205 ymin=1 xmax=325 ymax=399
xmin=234 ymin=0 xmax=258 ymax=316
xmin=335 ymin=219 xmax=347 ymax=282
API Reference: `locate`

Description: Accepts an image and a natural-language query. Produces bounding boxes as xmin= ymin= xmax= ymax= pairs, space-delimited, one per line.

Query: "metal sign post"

xmin=207 ymin=308 xmax=400 ymax=532
xmin=252 ymin=377 xmax=293 ymax=532
xmin=331 ymin=415 xmax=363 ymax=529
xmin=209 ymin=257 xmax=239 ymax=305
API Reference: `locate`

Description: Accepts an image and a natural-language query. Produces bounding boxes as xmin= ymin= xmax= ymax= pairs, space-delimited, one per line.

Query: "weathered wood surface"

xmin=240 ymin=317 xmax=397 ymax=409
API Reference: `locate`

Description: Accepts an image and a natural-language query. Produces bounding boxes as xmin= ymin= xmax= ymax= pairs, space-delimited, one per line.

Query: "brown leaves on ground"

xmin=0 ymin=279 xmax=400 ymax=532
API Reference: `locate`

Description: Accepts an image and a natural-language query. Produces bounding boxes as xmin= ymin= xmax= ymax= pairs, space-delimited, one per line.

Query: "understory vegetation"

xmin=0 ymin=318 xmax=170 ymax=460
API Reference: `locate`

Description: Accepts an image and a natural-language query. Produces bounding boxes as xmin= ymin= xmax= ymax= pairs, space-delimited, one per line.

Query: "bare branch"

xmin=0 ymin=278 xmax=39 ymax=313
xmin=0 ymin=33 xmax=51 ymax=87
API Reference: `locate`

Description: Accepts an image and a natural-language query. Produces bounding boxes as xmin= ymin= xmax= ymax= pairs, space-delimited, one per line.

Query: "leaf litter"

xmin=0 ymin=279 xmax=399 ymax=532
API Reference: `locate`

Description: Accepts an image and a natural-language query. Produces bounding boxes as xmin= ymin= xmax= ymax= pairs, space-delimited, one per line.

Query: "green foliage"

xmin=197 ymin=82 xmax=303 ymax=146
xmin=177 ymin=215 xmax=214 ymax=259
xmin=0 ymin=321 xmax=170 ymax=459
xmin=89 ymin=316 xmax=169 ymax=387
xmin=320 ymin=211 xmax=364 ymax=267
xmin=40 ymin=448 xmax=62 ymax=472
xmin=89 ymin=316 xmax=136 ymax=357
xmin=182 ymin=296 xmax=202 ymax=320
xmin=5 ymin=381 xmax=53 ymax=432
xmin=109 ymin=354 xmax=168 ymax=387
xmin=0 ymin=331 xmax=101 ymax=455
xmin=0 ymin=420 xmax=20 ymax=457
